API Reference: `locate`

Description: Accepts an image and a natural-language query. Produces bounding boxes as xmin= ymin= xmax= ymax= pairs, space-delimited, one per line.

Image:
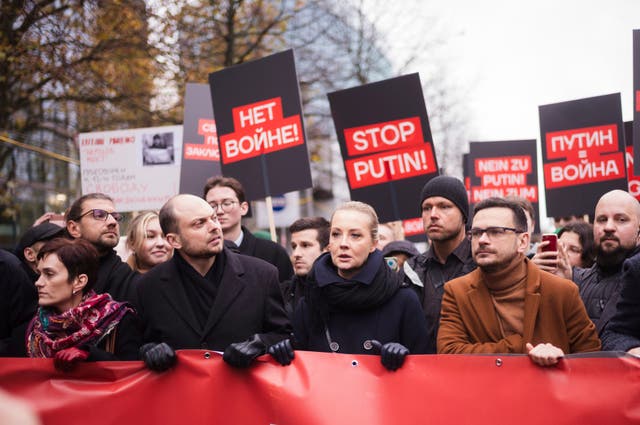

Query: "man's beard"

xmin=596 ymin=244 xmax=635 ymax=269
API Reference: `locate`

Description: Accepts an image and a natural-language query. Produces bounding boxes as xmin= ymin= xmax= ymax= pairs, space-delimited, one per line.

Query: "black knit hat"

xmin=419 ymin=175 xmax=469 ymax=223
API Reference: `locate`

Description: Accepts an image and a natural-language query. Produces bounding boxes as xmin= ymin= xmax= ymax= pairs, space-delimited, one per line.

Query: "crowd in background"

xmin=2 ymin=174 xmax=640 ymax=375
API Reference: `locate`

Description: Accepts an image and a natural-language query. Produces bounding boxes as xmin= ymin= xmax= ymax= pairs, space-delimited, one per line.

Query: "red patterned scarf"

xmin=26 ymin=291 xmax=133 ymax=358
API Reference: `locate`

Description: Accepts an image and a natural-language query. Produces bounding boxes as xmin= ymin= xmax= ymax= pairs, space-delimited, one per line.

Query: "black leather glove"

xmin=223 ymin=334 xmax=267 ymax=368
xmin=370 ymin=340 xmax=410 ymax=371
xmin=268 ymin=339 xmax=295 ymax=366
xmin=139 ymin=342 xmax=177 ymax=372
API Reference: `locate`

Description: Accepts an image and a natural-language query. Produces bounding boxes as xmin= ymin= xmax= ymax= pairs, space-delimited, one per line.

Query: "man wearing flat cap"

xmin=401 ymin=175 xmax=476 ymax=353
xmin=15 ymin=222 xmax=65 ymax=283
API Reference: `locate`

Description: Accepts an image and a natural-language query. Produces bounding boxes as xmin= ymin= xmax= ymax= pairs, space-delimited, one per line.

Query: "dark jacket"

xmin=573 ymin=246 xmax=640 ymax=336
xmin=601 ymin=253 xmax=640 ymax=351
xmin=95 ymin=250 xmax=139 ymax=306
xmin=137 ymin=247 xmax=292 ymax=350
xmin=280 ymin=274 xmax=307 ymax=319
xmin=87 ymin=312 xmax=141 ymax=361
xmin=238 ymin=225 xmax=293 ymax=282
xmin=0 ymin=250 xmax=37 ymax=357
xmin=402 ymin=238 xmax=476 ymax=353
xmin=293 ymin=251 xmax=429 ymax=355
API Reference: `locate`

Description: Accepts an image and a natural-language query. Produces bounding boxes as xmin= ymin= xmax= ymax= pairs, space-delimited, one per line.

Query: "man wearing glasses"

xmin=203 ymin=176 xmax=293 ymax=282
xmin=65 ymin=193 xmax=138 ymax=304
xmin=437 ymin=197 xmax=600 ymax=366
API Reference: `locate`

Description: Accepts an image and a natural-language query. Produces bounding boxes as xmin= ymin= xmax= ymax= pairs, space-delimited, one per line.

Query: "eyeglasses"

xmin=77 ymin=209 xmax=123 ymax=222
xmin=468 ymin=226 xmax=523 ymax=240
xmin=208 ymin=199 xmax=238 ymax=213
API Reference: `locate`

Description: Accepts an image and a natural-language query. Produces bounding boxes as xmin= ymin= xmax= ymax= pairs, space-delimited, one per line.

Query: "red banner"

xmin=1 ymin=351 xmax=639 ymax=425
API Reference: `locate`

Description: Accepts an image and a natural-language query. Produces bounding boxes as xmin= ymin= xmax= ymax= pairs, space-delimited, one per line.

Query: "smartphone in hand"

xmin=541 ymin=233 xmax=558 ymax=252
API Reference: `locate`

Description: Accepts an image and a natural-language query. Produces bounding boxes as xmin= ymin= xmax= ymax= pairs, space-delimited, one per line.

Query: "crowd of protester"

xmin=2 ymin=175 xmax=640 ymax=374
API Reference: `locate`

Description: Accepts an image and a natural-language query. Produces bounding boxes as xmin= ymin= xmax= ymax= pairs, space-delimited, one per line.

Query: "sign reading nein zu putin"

xmin=539 ymin=93 xmax=627 ymax=218
xmin=467 ymin=140 xmax=540 ymax=233
xmin=328 ymin=73 xmax=439 ymax=223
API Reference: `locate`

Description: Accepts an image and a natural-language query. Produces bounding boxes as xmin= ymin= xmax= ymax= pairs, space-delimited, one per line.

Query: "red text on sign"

xmin=471 ymin=155 xmax=537 ymax=203
xmin=402 ymin=217 xmax=424 ymax=237
xmin=184 ymin=119 xmax=220 ymax=161
xmin=345 ymin=145 xmax=436 ymax=189
xmin=543 ymin=124 xmax=624 ymax=189
xmin=625 ymin=146 xmax=640 ymax=200
xmin=220 ymin=97 xmax=304 ymax=163
xmin=546 ymin=124 xmax=618 ymax=159
xmin=344 ymin=117 xmax=424 ymax=157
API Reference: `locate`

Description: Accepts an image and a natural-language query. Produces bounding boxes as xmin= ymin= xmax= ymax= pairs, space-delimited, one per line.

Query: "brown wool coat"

xmin=437 ymin=259 xmax=601 ymax=354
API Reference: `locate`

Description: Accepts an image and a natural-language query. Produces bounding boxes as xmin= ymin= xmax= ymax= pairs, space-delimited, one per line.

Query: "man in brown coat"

xmin=438 ymin=197 xmax=600 ymax=366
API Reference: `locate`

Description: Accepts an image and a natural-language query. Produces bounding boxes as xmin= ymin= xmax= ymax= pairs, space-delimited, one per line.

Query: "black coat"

xmin=280 ymin=274 xmax=307 ymax=320
xmin=137 ymin=247 xmax=292 ymax=350
xmin=601 ymin=253 xmax=640 ymax=351
xmin=0 ymin=250 xmax=37 ymax=357
xmin=402 ymin=238 xmax=476 ymax=354
xmin=293 ymin=252 xmax=430 ymax=355
xmin=573 ymin=246 xmax=640 ymax=336
xmin=95 ymin=250 xmax=139 ymax=307
xmin=87 ymin=312 xmax=141 ymax=361
xmin=238 ymin=226 xmax=293 ymax=282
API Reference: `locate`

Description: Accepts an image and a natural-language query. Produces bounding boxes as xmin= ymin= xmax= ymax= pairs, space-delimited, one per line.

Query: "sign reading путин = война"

xmin=539 ymin=93 xmax=627 ymax=217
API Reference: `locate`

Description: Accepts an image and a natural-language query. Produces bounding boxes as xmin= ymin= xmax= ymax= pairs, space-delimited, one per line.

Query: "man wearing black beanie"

xmin=402 ymin=175 xmax=476 ymax=353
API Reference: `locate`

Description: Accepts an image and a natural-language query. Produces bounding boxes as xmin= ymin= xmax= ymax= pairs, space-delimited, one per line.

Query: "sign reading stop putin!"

xmin=209 ymin=49 xmax=312 ymax=201
xmin=539 ymin=93 xmax=627 ymax=218
xmin=328 ymin=74 xmax=439 ymax=223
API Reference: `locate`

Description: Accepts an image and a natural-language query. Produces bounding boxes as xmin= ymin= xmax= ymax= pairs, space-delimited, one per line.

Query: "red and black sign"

xmin=208 ymin=50 xmax=312 ymax=200
xmin=179 ymin=83 xmax=221 ymax=196
xmin=624 ymin=121 xmax=640 ymax=201
xmin=539 ymin=94 xmax=627 ymax=218
xmin=328 ymin=73 xmax=439 ymax=223
xmin=468 ymin=140 xmax=540 ymax=233
xmin=633 ymin=30 xmax=640 ymax=174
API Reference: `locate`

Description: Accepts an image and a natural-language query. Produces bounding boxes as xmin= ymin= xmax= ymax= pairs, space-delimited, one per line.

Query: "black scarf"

xmin=305 ymin=251 xmax=401 ymax=331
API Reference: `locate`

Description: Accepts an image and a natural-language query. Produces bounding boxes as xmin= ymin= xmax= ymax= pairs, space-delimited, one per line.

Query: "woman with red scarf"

xmin=26 ymin=238 xmax=140 ymax=371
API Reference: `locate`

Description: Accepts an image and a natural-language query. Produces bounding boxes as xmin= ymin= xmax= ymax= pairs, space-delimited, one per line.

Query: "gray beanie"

xmin=419 ymin=175 xmax=469 ymax=223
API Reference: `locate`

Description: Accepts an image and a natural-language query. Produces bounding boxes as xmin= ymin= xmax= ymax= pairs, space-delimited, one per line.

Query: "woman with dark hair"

xmin=27 ymin=238 xmax=140 ymax=371
xmin=558 ymin=221 xmax=595 ymax=268
xmin=269 ymin=201 xmax=429 ymax=371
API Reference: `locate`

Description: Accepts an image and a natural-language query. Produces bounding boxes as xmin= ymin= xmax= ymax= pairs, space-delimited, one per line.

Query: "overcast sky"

xmin=403 ymin=0 xmax=639 ymax=141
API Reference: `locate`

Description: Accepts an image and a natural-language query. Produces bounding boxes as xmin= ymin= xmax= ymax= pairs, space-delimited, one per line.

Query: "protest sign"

xmin=539 ymin=93 xmax=627 ymax=218
xmin=78 ymin=125 xmax=182 ymax=211
xmin=328 ymin=73 xmax=439 ymax=223
xmin=634 ymin=30 xmax=640 ymax=173
xmin=208 ymin=50 xmax=312 ymax=201
xmin=179 ymin=83 xmax=221 ymax=196
xmin=463 ymin=152 xmax=471 ymax=195
xmin=468 ymin=140 xmax=540 ymax=232
xmin=624 ymin=121 xmax=640 ymax=200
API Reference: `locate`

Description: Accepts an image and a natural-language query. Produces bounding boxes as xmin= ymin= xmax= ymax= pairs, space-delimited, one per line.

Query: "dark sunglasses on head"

xmin=77 ymin=209 xmax=123 ymax=222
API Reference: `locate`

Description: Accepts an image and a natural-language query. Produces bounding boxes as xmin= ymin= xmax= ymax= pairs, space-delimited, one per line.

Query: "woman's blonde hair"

xmin=331 ymin=201 xmax=379 ymax=241
xmin=125 ymin=211 xmax=160 ymax=272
